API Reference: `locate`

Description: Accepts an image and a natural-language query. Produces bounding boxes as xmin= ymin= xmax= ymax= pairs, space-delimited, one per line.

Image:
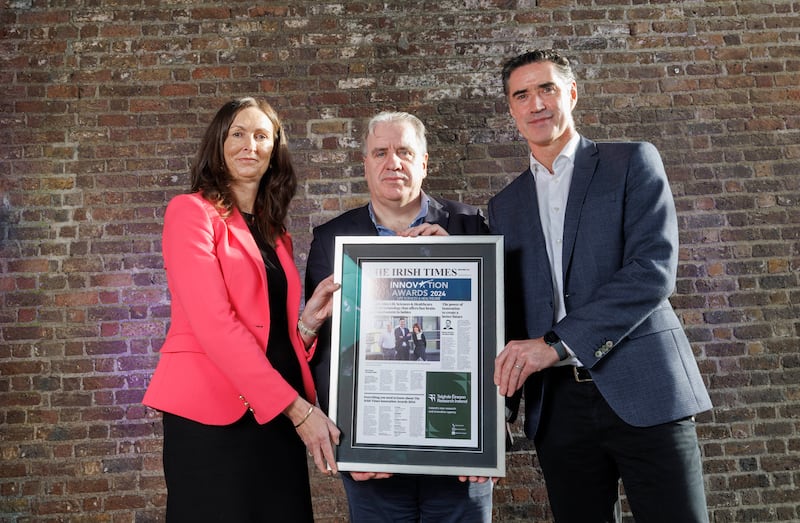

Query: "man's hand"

xmin=350 ymin=471 xmax=393 ymax=481
xmin=400 ymin=223 xmax=448 ymax=237
xmin=494 ymin=338 xmax=560 ymax=396
xmin=458 ymin=476 xmax=498 ymax=484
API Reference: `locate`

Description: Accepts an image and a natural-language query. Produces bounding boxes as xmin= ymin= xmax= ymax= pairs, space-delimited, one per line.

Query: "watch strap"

xmin=544 ymin=331 xmax=569 ymax=361
xmin=551 ymin=340 xmax=568 ymax=361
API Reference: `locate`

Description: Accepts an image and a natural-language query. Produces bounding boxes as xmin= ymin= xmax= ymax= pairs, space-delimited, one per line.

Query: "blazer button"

xmin=605 ymin=340 xmax=613 ymax=348
xmin=595 ymin=350 xmax=603 ymax=358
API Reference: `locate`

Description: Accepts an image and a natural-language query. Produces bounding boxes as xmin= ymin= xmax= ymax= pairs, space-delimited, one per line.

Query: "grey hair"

xmin=362 ymin=111 xmax=427 ymax=156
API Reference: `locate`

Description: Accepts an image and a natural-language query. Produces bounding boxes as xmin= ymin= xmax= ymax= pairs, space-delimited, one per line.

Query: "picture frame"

xmin=328 ymin=235 xmax=505 ymax=477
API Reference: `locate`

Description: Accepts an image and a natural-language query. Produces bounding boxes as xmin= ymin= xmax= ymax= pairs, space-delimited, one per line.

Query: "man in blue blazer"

xmin=305 ymin=111 xmax=492 ymax=522
xmin=490 ymin=49 xmax=712 ymax=522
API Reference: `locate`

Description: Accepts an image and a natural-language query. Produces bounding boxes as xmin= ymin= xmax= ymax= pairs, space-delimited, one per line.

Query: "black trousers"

xmin=534 ymin=366 xmax=709 ymax=523
xmin=162 ymin=411 xmax=312 ymax=523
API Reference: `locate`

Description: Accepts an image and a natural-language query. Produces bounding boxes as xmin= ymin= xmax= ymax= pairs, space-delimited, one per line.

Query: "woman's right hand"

xmin=285 ymin=397 xmax=341 ymax=475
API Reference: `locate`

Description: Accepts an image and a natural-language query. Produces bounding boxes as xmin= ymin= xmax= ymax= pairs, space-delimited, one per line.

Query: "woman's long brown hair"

xmin=190 ymin=97 xmax=297 ymax=245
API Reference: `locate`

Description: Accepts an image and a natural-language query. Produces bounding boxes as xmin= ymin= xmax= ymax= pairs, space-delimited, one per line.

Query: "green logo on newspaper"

xmin=425 ymin=372 xmax=471 ymax=439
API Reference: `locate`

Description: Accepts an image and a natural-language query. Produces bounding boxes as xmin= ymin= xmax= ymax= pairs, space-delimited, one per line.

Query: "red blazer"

xmin=143 ymin=192 xmax=316 ymax=425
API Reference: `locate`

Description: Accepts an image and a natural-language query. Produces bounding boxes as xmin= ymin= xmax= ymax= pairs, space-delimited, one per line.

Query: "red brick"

xmin=1 ymin=3 xmax=798 ymax=522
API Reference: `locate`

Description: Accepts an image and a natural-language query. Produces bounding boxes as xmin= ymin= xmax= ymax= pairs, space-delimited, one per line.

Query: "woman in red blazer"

xmin=143 ymin=97 xmax=340 ymax=522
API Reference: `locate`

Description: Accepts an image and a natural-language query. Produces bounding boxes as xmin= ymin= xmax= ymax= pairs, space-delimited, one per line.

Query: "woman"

xmin=143 ymin=97 xmax=340 ymax=522
xmin=412 ymin=323 xmax=426 ymax=361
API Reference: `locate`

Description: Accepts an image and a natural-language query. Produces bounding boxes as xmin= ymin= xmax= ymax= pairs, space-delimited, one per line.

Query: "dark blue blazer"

xmin=305 ymin=196 xmax=489 ymax=412
xmin=488 ymin=136 xmax=712 ymax=436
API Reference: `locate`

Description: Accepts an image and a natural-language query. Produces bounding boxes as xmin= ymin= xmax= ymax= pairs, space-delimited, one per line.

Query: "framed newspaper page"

xmin=328 ymin=235 xmax=505 ymax=477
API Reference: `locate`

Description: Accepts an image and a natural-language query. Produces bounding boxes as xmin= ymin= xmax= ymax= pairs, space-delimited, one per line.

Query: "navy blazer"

xmin=488 ymin=136 xmax=711 ymax=436
xmin=305 ymin=196 xmax=489 ymax=412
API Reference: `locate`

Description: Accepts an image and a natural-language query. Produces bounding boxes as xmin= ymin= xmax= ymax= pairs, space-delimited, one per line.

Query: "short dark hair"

xmin=501 ymin=49 xmax=575 ymax=96
xmin=191 ymin=97 xmax=296 ymax=243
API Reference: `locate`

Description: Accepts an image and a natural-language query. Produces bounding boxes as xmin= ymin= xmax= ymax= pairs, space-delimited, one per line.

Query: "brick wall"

xmin=1 ymin=1 xmax=798 ymax=521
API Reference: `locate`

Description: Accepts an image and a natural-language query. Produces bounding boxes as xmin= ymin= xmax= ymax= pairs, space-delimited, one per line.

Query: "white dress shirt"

xmin=530 ymin=133 xmax=581 ymax=366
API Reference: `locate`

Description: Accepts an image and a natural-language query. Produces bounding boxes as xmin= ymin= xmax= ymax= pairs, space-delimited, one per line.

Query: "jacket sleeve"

xmin=305 ymin=225 xmax=334 ymax=302
xmin=556 ymin=142 xmax=681 ymax=366
xmin=304 ymin=225 xmax=336 ymax=412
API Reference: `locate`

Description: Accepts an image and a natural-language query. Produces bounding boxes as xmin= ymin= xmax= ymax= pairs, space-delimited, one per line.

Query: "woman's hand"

xmin=285 ymin=397 xmax=341 ymax=475
xmin=298 ymin=275 xmax=340 ymax=346
xmin=302 ymin=274 xmax=340 ymax=328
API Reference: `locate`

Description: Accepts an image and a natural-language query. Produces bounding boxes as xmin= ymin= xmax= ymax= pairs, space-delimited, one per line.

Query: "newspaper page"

xmin=353 ymin=259 xmax=480 ymax=448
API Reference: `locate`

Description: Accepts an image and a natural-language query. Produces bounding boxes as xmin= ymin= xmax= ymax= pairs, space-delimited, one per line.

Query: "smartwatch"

xmin=544 ymin=330 xmax=569 ymax=361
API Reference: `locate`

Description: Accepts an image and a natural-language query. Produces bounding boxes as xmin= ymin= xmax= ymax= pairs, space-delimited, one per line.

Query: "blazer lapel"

xmin=562 ymin=137 xmax=599 ymax=278
xmin=509 ymin=170 xmax=554 ymax=334
xmin=274 ymin=234 xmax=301 ymax=325
xmin=425 ymin=196 xmax=449 ymax=228
xmin=514 ymin=169 xmax=547 ymax=250
xmin=228 ymin=208 xmax=268 ymax=293
xmin=349 ymin=205 xmax=381 ymax=235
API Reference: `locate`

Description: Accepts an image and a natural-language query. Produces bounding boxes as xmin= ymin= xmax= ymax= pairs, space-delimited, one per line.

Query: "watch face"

xmin=544 ymin=331 xmax=560 ymax=345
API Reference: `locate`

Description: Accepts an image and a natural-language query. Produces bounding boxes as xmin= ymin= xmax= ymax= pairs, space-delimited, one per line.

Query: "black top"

xmin=242 ymin=212 xmax=304 ymax=397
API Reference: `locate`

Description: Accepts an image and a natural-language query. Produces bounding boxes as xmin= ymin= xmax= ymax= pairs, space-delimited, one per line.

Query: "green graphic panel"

xmin=425 ymin=372 xmax=471 ymax=440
